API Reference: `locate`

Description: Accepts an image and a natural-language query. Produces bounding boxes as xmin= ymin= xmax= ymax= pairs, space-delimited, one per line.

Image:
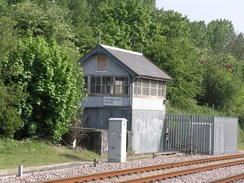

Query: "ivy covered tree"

xmin=3 ymin=34 xmax=86 ymax=142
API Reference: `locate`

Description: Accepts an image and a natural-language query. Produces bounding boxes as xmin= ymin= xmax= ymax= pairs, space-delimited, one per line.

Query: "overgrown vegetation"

xmin=0 ymin=0 xmax=243 ymax=143
xmin=238 ymin=126 xmax=244 ymax=151
xmin=0 ymin=139 xmax=101 ymax=169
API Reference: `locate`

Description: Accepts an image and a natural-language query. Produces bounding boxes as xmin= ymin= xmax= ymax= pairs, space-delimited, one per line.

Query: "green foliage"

xmin=0 ymin=16 xmax=18 ymax=61
xmin=95 ymin=0 xmax=155 ymax=50
xmin=198 ymin=55 xmax=241 ymax=111
xmin=10 ymin=1 xmax=73 ymax=43
xmin=4 ymin=35 xmax=85 ymax=142
xmin=145 ymin=11 xmax=203 ymax=108
xmin=199 ymin=54 xmax=242 ymax=112
xmin=238 ymin=126 xmax=244 ymax=150
xmin=0 ymin=0 xmax=243 ymax=141
xmin=0 ymin=16 xmax=24 ymax=138
xmin=207 ymin=19 xmax=235 ymax=53
xmin=225 ymin=33 xmax=244 ymax=60
xmin=0 ymin=81 xmax=23 ymax=138
xmin=189 ymin=21 xmax=209 ymax=49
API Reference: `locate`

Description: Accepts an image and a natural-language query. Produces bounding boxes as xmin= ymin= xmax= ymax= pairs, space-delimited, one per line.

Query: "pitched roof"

xmin=79 ymin=44 xmax=173 ymax=82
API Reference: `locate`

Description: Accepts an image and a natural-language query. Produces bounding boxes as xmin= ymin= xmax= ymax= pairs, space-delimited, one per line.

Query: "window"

xmin=114 ymin=77 xmax=129 ymax=95
xmin=142 ymin=79 xmax=150 ymax=96
xmin=137 ymin=80 xmax=142 ymax=95
xmin=88 ymin=76 xmax=129 ymax=95
xmin=97 ymin=56 xmax=107 ymax=72
xmin=102 ymin=77 xmax=113 ymax=94
xmin=134 ymin=79 xmax=165 ymax=97
xmin=91 ymin=76 xmax=101 ymax=94
xmin=150 ymin=80 xmax=158 ymax=96
xmin=84 ymin=76 xmax=88 ymax=90
xmin=158 ymin=81 xmax=165 ymax=97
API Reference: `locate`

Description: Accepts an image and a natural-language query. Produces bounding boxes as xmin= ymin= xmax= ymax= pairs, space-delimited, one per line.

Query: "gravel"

xmin=0 ymin=152 xmax=243 ymax=183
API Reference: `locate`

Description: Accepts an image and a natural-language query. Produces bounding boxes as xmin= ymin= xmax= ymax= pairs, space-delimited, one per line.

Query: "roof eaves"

xmin=79 ymin=44 xmax=138 ymax=81
xmin=138 ymin=75 xmax=174 ymax=82
xmin=100 ymin=44 xmax=138 ymax=80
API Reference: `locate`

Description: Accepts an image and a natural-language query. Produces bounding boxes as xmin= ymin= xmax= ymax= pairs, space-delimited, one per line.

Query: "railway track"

xmin=210 ymin=173 xmax=244 ymax=183
xmin=118 ymin=159 xmax=244 ymax=183
xmin=41 ymin=154 xmax=244 ymax=183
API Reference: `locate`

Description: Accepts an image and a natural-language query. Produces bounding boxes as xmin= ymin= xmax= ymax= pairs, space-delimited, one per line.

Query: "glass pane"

xmin=151 ymin=80 xmax=157 ymax=88
xmin=96 ymin=85 xmax=101 ymax=93
xmin=134 ymin=84 xmax=137 ymax=95
xmin=124 ymin=77 xmax=128 ymax=85
xmin=143 ymin=88 xmax=149 ymax=95
xmin=124 ymin=86 xmax=129 ymax=94
xmin=96 ymin=77 xmax=101 ymax=84
xmin=143 ymin=79 xmax=149 ymax=87
xmin=102 ymin=85 xmax=110 ymax=93
xmin=151 ymin=88 xmax=157 ymax=96
xmin=91 ymin=85 xmax=95 ymax=93
xmin=158 ymin=89 xmax=163 ymax=96
xmin=84 ymin=77 xmax=88 ymax=89
xmin=114 ymin=86 xmax=121 ymax=94
xmin=158 ymin=82 xmax=163 ymax=89
xmin=91 ymin=77 xmax=95 ymax=84
xmin=138 ymin=87 xmax=141 ymax=95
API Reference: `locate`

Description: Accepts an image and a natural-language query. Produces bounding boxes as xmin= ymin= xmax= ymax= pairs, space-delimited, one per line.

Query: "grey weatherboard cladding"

xmin=79 ymin=44 xmax=173 ymax=82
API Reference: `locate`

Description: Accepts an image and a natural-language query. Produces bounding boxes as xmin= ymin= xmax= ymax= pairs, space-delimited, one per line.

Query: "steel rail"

xmin=40 ymin=154 xmax=244 ymax=183
xmin=118 ymin=160 xmax=244 ymax=183
xmin=210 ymin=173 xmax=244 ymax=183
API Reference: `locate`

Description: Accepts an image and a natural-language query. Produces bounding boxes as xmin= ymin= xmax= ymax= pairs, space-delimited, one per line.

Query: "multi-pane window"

xmin=150 ymin=80 xmax=158 ymax=96
xmin=134 ymin=79 xmax=165 ymax=97
xmin=142 ymin=79 xmax=150 ymax=95
xmin=91 ymin=76 xmax=101 ymax=94
xmin=102 ymin=77 xmax=113 ymax=94
xmin=114 ymin=77 xmax=129 ymax=95
xmin=88 ymin=76 xmax=129 ymax=96
xmin=97 ymin=56 xmax=107 ymax=72
xmin=158 ymin=82 xmax=164 ymax=96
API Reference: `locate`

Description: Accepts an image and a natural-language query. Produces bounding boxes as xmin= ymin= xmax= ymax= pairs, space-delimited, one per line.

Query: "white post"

xmin=18 ymin=165 xmax=23 ymax=177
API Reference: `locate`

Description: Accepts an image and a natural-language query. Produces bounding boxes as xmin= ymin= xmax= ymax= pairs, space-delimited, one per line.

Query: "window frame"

xmin=133 ymin=79 xmax=166 ymax=98
xmin=96 ymin=56 xmax=107 ymax=72
xmin=86 ymin=75 xmax=130 ymax=96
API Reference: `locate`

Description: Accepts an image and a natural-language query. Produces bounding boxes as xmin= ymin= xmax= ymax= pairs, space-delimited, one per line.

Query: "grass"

xmin=166 ymin=103 xmax=225 ymax=116
xmin=238 ymin=126 xmax=244 ymax=151
xmin=0 ymin=139 xmax=102 ymax=170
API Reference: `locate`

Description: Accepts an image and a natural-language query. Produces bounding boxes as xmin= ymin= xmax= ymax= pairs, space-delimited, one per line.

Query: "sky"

xmin=156 ymin=0 xmax=244 ymax=33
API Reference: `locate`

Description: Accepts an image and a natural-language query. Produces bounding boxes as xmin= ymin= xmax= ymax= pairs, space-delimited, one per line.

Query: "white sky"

xmin=156 ymin=0 xmax=244 ymax=33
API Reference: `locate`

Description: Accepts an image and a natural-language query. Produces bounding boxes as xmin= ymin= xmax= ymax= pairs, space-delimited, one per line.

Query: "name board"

xmin=104 ymin=97 xmax=122 ymax=106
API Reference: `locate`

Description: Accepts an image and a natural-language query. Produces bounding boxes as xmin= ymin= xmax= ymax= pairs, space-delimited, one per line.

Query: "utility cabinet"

xmin=108 ymin=118 xmax=127 ymax=162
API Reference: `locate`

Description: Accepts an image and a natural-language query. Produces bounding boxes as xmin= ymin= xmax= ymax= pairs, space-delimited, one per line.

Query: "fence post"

xmin=18 ymin=165 xmax=23 ymax=177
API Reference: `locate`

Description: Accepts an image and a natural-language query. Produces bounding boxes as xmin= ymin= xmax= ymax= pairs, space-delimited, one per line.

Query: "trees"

xmin=0 ymin=0 xmax=243 ymax=140
xmin=198 ymin=54 xmax=242 ymax=112
xmin=94 ymin=0 xmax=155 ymax=50
xmin=0 ymin=16 xmax=24 ymax=138
xmin=4 ymin=35 xmax=85 ymax=142
xmin=145 ymin=10 xmax=203 ymax=108
xmin=0 ymin=80 xmax=23 ymax=138
xmin=207 ymin=19 xmax=235 ymax=53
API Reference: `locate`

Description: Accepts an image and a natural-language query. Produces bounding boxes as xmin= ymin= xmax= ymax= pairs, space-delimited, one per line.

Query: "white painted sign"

xmin=104 ymin=97 xmax=122 ymax=106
